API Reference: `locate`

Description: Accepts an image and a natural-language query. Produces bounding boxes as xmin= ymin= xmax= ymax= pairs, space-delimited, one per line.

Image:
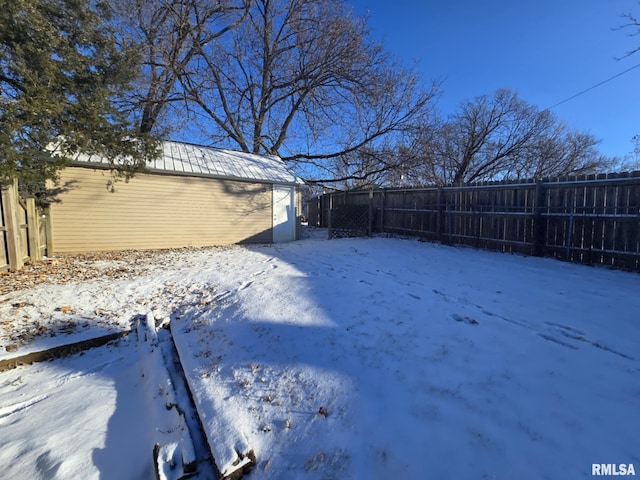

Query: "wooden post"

xmin=1 ymin=179 xmax=23 ymax=271
xmin=321 ymin=194 xmax=328 ymax=228
xmin=25 ymin=198 xmax=42 ymax=261
xmin=368 ymin=189 xmax=373 ymax=236
xmin=327 ymin=194 xmax=333 ymax=239
xmin=565 ymin=189 xmax=575 ymax=261
xmin=380 ymin=188 xmax=386 ymax=233
xmin=436 ymin=187 xmax=444 ymax=243
xmin=533 ymin=180 xmax=546 ymax=257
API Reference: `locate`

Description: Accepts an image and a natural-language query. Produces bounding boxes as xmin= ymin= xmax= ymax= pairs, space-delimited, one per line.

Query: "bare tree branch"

xmin=111 ymin=0 xmax=250 ymax=134
xmin=614 ymin=9 xmax=640 ymax=58
xmin=179 ymin=0 xmax=437 ymax=167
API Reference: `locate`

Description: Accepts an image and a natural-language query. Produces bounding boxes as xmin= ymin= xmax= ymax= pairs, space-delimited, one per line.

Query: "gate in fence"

xmin=1 ymin=179 xmax=47 ymax=272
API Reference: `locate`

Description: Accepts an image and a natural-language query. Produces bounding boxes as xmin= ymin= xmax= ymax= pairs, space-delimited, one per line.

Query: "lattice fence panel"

xmin=329 ymin=205 xmax=369 ymax=239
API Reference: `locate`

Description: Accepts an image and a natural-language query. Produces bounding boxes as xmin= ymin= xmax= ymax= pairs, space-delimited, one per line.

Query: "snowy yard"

xmin=1 ymin=228 xmax=639 ymax=479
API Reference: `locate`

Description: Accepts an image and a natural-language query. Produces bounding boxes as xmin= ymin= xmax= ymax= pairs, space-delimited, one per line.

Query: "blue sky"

xmin=348 ymin=0 xmax=640 ymax=159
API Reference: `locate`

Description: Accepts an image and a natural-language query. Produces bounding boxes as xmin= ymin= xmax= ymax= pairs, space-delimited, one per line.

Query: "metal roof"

xmin=72 ymin=141 xmax=304 ymax=185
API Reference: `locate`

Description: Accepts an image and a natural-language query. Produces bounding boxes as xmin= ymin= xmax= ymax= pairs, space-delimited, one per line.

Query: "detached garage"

xmin=48 ymin=141 xmax=304 ymax=254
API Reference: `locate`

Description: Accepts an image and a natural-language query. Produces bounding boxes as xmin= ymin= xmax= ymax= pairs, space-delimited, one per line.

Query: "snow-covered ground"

xmin=0 ymin=333 xmax=159 ymax=479
xmin=1 ymin=228 xmax=639 ymax=479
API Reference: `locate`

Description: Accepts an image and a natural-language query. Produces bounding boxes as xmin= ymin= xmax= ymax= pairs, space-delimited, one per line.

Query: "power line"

xmin=547 ymin=62 xmax=640 ymax=110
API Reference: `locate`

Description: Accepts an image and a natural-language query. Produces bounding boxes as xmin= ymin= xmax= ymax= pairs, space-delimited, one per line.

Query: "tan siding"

xmin=50 ymin=167 xmax=273 ymax=253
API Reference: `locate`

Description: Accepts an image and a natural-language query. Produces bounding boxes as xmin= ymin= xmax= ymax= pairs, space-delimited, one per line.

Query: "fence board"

xmin=26 ymin=198 xmax=43 ymax=261
xmin=18 ymin=197 xmax=29 ymax=261
xmin=1 ymin=181 xmax=23 ymax=271
xmin=0 ymin=192 xmax=7 ymax=271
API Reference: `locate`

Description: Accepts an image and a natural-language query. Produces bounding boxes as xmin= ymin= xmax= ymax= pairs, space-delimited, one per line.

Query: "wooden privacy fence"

xmin=1 ymin=179 xmax=48 ymax=272
xmin=308 ymin=172 xmax=640 ymax=272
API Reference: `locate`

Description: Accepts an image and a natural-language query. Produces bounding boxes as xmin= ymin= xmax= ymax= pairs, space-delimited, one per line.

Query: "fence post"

xmin=26 ymin=198 xmax=42 ymax=261
xmin=436 ymin=187 xmax=444 ymax=242
xmin=533 ymin=180 xmax=546 ymax=257
xmin=327 ymin=194 xmax=333 ymax=239
xmin=380 ymin=188 xmax=386 ymax=233
xmin=368 ymin=189 xmax=373 ymax=236
xmin=317 ymin=196 xmax=322 ymax=227
xmin=566 ymin=205 xmax=575 ymax=261
xmin=1 ymin=179 xmax=24 ymax=271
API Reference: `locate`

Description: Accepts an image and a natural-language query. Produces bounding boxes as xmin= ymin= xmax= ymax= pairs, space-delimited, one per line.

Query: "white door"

xmin=272 ymin=185 xmax=295 ymax=243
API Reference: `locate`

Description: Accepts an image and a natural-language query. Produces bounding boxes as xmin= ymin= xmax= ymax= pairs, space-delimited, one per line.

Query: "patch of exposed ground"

xmin=0 ymin=247 xmax=227 ymax=353
xmin=0 ymin=247 xmax=228 ymax=295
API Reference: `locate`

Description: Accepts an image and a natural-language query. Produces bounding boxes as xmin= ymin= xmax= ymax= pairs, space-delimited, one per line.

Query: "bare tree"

xmin=436 ymin=89 xmax=554 ymax=184
xmin=177 ymin=0 xmax=437 ymax=169
xmin=411 ymin=89 xmax=610 ymax=185
xmin=111 ymin=0 xmax=249 ymax=134
xmin=516 ymin=129 xmax=612 ymax=179
xmin=616 ymin=7 xmax=640 ymax=58
xmin=618 ymin=135 xmax=640 ymax=171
